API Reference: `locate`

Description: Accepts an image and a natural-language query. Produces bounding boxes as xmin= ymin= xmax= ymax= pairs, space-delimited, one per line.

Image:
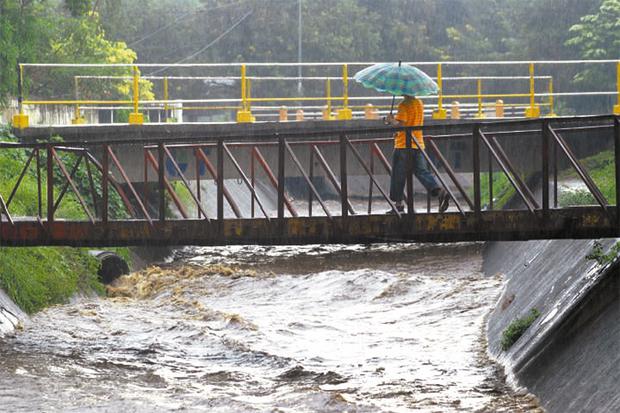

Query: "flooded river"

xmin=0 ymin=243 xmax=541 ymax=412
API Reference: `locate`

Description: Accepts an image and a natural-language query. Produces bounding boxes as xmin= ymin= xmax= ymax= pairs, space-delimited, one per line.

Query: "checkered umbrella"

xmin=353 ymin=62 xmax=438 ymax=97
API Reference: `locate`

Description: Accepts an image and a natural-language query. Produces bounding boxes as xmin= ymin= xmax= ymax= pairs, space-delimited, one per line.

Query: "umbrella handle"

xmin=389 ymin=61 xmax=402 ymax=116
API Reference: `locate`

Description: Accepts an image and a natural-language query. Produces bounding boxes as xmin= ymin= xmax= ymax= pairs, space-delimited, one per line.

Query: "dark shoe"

xmin=438 ymin=189 xmax=450 ymax=213
xmin=386 ymin=204 xmax=404 ymax=214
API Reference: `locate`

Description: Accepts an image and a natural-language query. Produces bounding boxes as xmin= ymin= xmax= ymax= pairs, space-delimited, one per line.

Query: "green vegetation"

xmin=586 ymin=241 xmax=620 ymax=266
xmin=0 ymin=247 xmax=103 ymax=314
xmin=0 ymin=0 xmax=152 ymax=108
xmin=558 ymin=189 xmax=597 ymax=207
xmin=501 ymin=308 xmax=541 ymax=351
xmin=467 ymin=172 xmax=516 ymax=210
xmin=554 ymin=149 xmax=620 ymax=266
xmin=478 ymin=172 xmax=516 ymax=210
xmin=170 ymin=180 xmax=196 ymax=216
xmin=0 ymin=125 xmax=131 ymax=313
xmin=1 ymin=0 xmax=617 ymax=114
xmin=558 ymin=150 xmax=615 ymax=207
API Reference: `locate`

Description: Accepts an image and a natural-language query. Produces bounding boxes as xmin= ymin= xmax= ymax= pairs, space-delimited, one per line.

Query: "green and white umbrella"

xmin=353 ymin=62 xmax=438 ymax=113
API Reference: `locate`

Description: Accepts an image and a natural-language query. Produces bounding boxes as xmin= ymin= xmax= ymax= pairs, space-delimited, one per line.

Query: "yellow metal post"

xmin=474 ymin=79 xmax=485 ymax=119
xmin=12 ymin=63 xmax=29 ymax=129
xmin=337 ymin=64 xmax=352 ymax=120
xmin=614 ymin=61 xmax=620 ymax=115
xmin=432 ymin=63 xmax=447 ymax=119
xmin=71 ymin=77 xmax=85 ymax=124
xmin=524 ymin=63 xmax=540 ymax=118
xmin=236 ymin=64 xmax=254 ymax=122
xmin=547 ymin=77 xmax=557 ymax=117
xmin=128 ymin=66 xmax=144 ymax=124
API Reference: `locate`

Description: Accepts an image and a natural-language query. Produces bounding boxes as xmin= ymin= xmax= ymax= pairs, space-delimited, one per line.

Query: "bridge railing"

xmin=1 ymin=116 xmax=618 ymax=235
xmin=10 ymin=60 xmax=620 ymax=128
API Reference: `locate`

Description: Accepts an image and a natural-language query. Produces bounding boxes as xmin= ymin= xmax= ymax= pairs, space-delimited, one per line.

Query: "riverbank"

xmin=0 ymin=125 xmax=138 ymax=326
xmin=484 ymin=238 xmax=619 ymax=412
xmin=482 ymin=145 xmax=619 ymax=412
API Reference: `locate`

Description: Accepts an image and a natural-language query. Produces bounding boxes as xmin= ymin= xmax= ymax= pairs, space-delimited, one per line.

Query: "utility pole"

xmin=297 ymin=0 xmax=303 ymax=94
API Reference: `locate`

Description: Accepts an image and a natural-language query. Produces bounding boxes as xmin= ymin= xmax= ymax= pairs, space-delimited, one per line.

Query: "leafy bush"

xmin=501 ymin=308 xmax=541 ymax=351
xmin=558 ymin=189 xmax=596 ymax=207
xmin=586 ymin=240 xmax=620 ymax=266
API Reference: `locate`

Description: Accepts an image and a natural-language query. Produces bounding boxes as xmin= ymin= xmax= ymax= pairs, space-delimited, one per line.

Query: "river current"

xmin=0 ymin=243 xmax=542 ymax=412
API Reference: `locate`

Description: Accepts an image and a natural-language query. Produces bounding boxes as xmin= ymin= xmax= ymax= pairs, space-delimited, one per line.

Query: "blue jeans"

xmin=389 ymin=149 xmax=440 ymax=203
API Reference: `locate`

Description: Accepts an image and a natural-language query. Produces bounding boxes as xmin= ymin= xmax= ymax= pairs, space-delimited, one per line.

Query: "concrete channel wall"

xmin=1 ymin=102 xmax=97 ymax=126
xmin=0 ymin=289 xmax=25 ymax=336
xmin=484 ymin=239 xmax=620 ymax=413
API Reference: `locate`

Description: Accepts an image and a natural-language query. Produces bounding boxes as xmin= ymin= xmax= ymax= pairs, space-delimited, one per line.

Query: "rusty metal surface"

xmin=0 ymin=207 xmax=616 ymax=247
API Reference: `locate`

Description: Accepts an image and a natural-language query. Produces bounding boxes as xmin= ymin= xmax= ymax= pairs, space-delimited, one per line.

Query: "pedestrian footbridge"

xmin=2 ymin=115 xmax=619 ymax=246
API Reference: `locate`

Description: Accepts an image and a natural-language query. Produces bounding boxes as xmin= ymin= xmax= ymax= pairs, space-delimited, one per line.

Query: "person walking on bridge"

xmin=384 ymin=95 xmax=449 ymax=214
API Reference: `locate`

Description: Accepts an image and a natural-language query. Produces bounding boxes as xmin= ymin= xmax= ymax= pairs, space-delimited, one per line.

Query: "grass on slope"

xmin=0 ymin=126 xmax=126 ymax=313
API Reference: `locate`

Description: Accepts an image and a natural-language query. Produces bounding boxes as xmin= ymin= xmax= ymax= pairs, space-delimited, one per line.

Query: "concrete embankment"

xmin=484 ymin=239 xmax=620 ymax=412
xmin=0 ymin=289 xmax=25 ymax=336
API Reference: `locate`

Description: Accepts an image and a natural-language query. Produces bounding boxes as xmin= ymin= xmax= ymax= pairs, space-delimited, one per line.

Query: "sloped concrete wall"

xmin=484 ymin=239 xmax=620 ymax=413
xmin=0 ymin=289 xmax=25 ymax=336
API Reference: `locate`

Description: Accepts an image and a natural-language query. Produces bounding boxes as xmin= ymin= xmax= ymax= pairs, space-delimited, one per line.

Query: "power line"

xmin=127 ymin=1 xmax=246 ymax=48
xmin=148 ymin=9 xmax=254 ymax=75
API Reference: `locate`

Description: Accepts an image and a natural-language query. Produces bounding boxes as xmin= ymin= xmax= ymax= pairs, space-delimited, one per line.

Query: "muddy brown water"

xmin=0 ymin=243 xmax=542 ymax=412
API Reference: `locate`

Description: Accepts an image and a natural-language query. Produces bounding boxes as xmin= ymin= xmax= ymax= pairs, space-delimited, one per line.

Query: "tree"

xmin=565 ymin=0 xmax=620 ymax=113
xmin=566 ymin=0 xmax=620 ymax=60
xmin=0 ymin=0 xmax=53 ymax=106
xmin=43 ymin=10 xmax=154 ymax=100
xmin=64 ymin=0 xmax=93 ymax=17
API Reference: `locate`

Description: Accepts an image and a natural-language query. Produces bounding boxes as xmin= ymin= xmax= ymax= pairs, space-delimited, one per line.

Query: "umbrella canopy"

xmin=353 ymin=62 xmax=438 ymax=97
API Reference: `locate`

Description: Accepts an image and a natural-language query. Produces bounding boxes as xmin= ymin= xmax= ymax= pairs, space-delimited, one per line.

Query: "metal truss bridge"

xmin=2 ymin=115 xmax=619 ymax=247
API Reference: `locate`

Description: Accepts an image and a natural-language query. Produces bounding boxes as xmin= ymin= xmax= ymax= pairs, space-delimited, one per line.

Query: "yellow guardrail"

xmin=11 ymin=60 xmax=620 ymax=128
